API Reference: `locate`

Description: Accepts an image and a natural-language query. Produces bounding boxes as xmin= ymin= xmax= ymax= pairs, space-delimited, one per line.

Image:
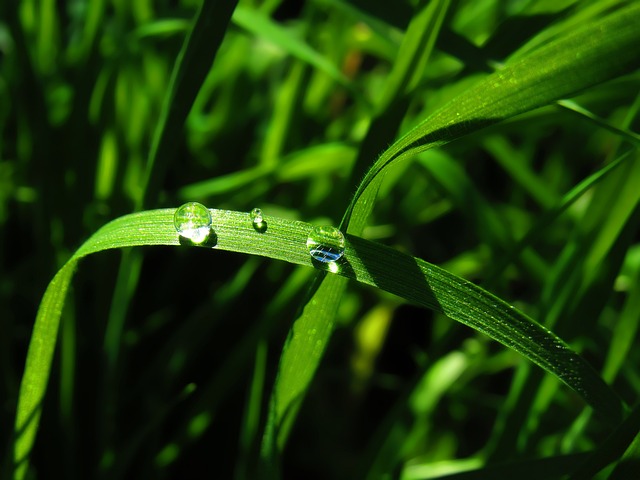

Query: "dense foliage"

xmin=1 ymin=0 xmax=639 ymax=479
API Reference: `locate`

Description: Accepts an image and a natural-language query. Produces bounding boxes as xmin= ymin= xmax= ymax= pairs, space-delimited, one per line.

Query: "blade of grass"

xmin=261 ymin=0 xmax=453 ymax=462
xmin=608 ymin=424 xmax=640 ymax=479
xmin=343 ymin=2 xmax=640 ymax=228
xmin=231 ymin=5 xmax=354 ymax=93
xmin=401 ymin=453 xmax=591 ymax=480
xmin=100 ymin=0 xmax=238 ymax=469
xmin=177 ymin=143 xmax=355 ymax=199
xmin=13 ymin=206 xmax=627 ymax=478
xmin=345 ymin=0 xmax=451 ymax=208
xmin=567 ymin=403 xmax=640 ymax=479
xmin=556 ymin=100 xmax=640 ymax=147
xmin=602 ymin=246 xmax=640 ymax=383
xmin=487 ymin=151 xmax=640 ymax=459
xmin=139 ymin=0 xmax=239 ymax=209
xmin=417 ymin=149 xmax=548 ymax=283
xmin=483 ymin=149 xmax=637 ymax=287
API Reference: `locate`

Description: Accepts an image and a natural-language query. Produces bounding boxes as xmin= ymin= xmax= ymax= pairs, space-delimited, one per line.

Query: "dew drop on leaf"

xmin=306 ymin=225 xmax=345 ymax=263
xmin=174 ymin=202 xmax=212 ymax=244
xmin=250 ymin=208 xmax=263 ymax=224
xmin=250 ymin=207 xmax=267 ymax=232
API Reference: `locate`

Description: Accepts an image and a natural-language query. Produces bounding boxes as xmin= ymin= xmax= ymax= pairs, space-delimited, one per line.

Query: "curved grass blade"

xmin=342 ymin=2 xmax=640 ymax=227
xmin=13 ymin=207 xmax=626 ymax=478
xmin=344 ymin=0 xmax=450 ymax=229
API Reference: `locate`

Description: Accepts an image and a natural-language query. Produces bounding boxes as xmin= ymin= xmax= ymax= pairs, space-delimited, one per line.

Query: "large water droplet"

xmin=174 ymin=202 xmax=212 ymax=244
xmin=250 ymin=207 xmax=267 ymax=232
xmin=307 ymin=225 xmax=345 ymax=263
xmin=250 ymin=208 xmax=263 ymax=224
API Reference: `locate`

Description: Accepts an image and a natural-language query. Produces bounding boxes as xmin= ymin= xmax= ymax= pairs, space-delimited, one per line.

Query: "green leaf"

xmin=232 ymin=5 xmax=353 ymax=91
xmin=400 ymin=453 xmax=590 ymax=480
xmin=344 ymin=2 xmax=640 ymax=227
xmin=13 ymin=207 xmax=626 ymax=478
xmin=568 ymin=403 xmax=640 ymax=479
xmin=139 ymin=0 xmax=239 ymax=209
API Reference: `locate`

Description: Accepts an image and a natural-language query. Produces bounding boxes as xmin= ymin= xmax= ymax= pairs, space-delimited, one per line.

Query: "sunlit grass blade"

xmin=12 ymin=265 xmax=76 ymax=480
xmin=177 ymin=143 xmax=355 ymax=200
xmin=13 ymin=206 xmax=627 ymax=477
xmin=344 ymin=2 xmax=640 ymax=227
xmin=261 ymin=273 xmax=348 ymax=462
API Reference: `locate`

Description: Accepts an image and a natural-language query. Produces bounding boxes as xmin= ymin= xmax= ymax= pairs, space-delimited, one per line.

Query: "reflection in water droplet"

xmin=250 ymin=208 xmax=263 ymax=224
xmin=174 ymin=202 xmax=212 ymax=244
xmin=250 ymin=207 xmax=267 ymax=232
xmin=307 ymin=225 xmax=345 ymax=263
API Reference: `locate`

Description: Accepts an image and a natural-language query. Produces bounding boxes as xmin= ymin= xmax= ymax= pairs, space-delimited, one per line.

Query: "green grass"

xmin=2 ymin=0 xmax=640 ymax=479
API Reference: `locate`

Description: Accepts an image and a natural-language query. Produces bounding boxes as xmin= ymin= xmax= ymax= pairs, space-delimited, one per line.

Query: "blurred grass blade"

xmin=139 ymin=0 xmax=239 ymax=209
xmin=557 ymin=99 xmax=640 ymax=147
xmin=401 ymin=453 xmax=590 ymax=479
xmin=262 ymin=0 xmax=453 ymax=463
xmin=608 ymin=421 xmax=640 ymax=479
xmin=344 ymin=2 xmax=640 ymax=226
xmin=14 ymin=207 xmax=626 ymax=478
xmin=261 ymin=273 xmax=347 ymax=459
xmin=345 ymin=0 xmax=451 ymax=226
xmin=377 ymin=0 xmax=450 ymax=111
xmin=232 ymin=5 xmax=353 ymax=90
xmin=568 ymin=403 xmax=640 ymax=479
xmin=484 ymin=149 xmax=637 ymax=286
xmin=602 ymin=245 xmax=640 ymax=382
xmin=100 ymin=0 xmax=238 ymax=468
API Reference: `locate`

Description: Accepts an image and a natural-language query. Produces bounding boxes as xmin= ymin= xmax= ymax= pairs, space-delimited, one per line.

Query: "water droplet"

xmin=307 ymin=225 xmax=345 ymax=263
xmin=250 ymin=208 xmax=263 ymax=224
xmin=250 ymin=207 xmax=267 ymax=232
xmin=174 ymin=202 xmax=212 ymax=244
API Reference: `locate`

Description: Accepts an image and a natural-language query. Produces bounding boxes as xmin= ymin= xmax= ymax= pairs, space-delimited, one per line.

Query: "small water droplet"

xmin=250 ymin=207 xmax=267 ymax=232
xmin=307 ymin=225 xmax=345 ymax=263
xmin=250 ymin=208 xmax=263 ymax=224
xmin=174 ymin=202 xmax=212 ymax=244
